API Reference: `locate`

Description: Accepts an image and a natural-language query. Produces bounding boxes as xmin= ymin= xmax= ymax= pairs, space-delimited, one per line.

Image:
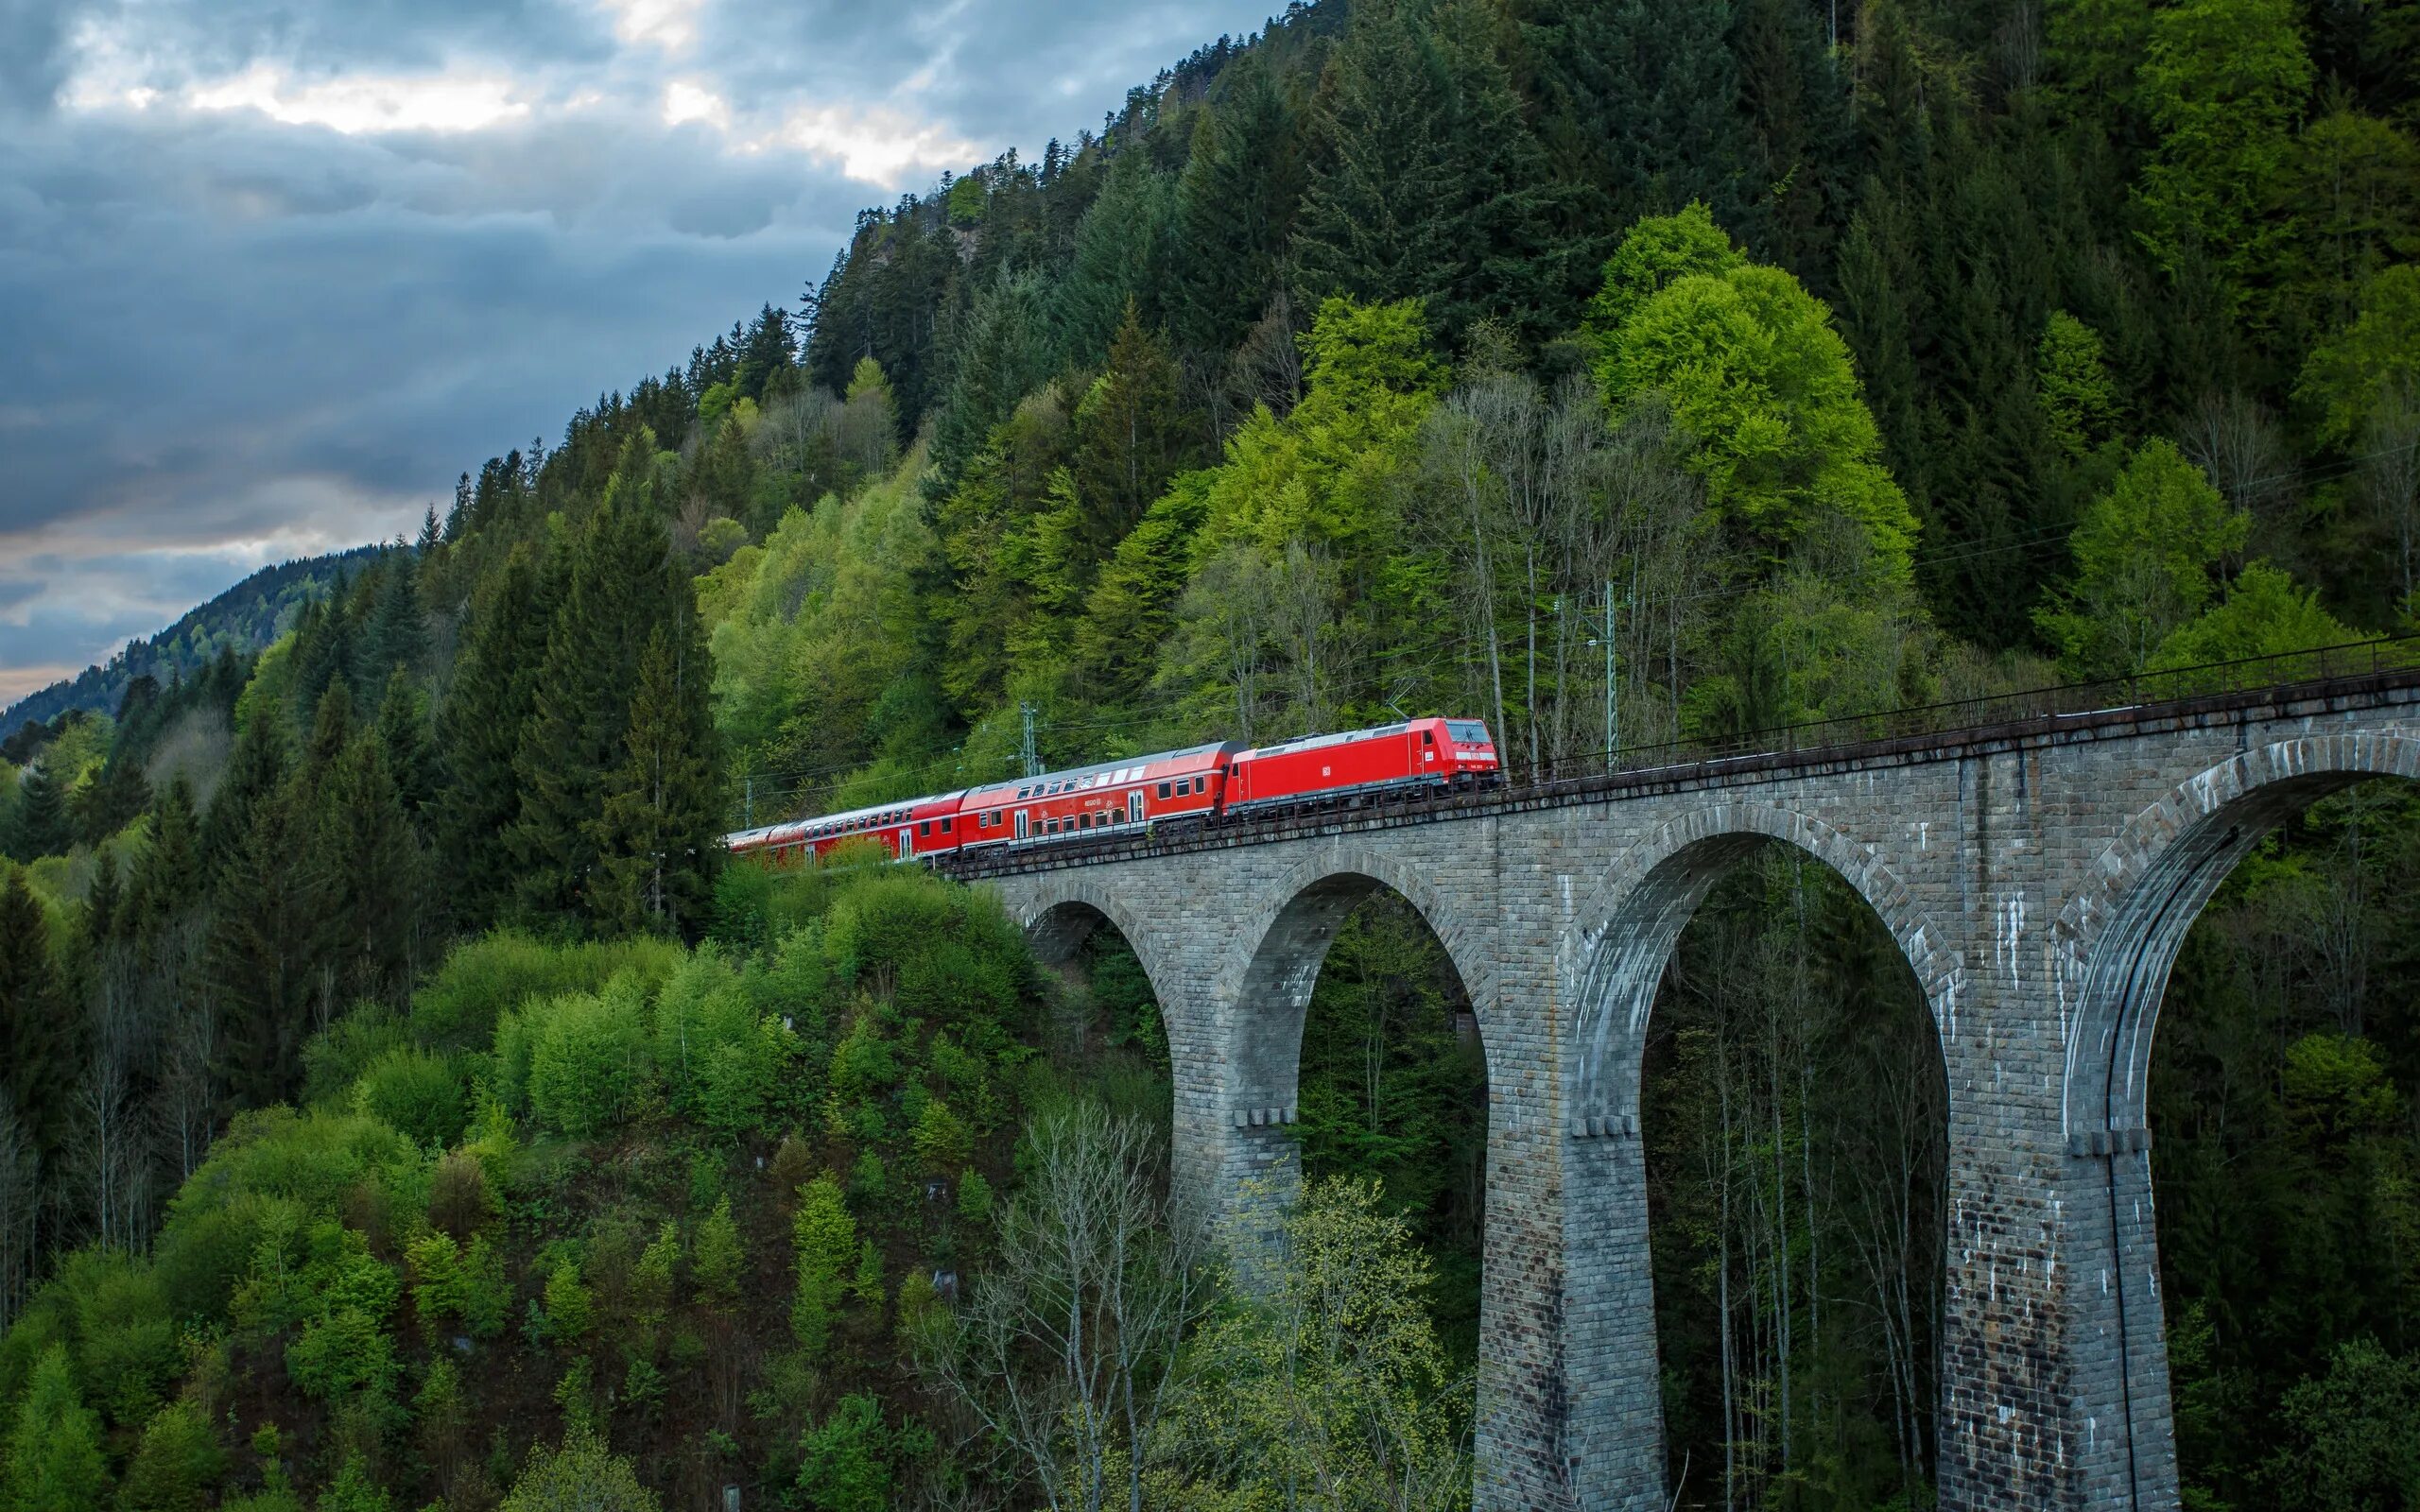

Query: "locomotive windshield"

xmin=1447 ymin=720 xmax=1491 ymax=743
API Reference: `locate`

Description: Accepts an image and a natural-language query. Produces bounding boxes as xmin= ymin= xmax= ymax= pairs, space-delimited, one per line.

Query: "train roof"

xmin=964 ymin=742 xmax=1239 ymax=799
xmin=1237 ymin=719 xmax=1439 ymax=759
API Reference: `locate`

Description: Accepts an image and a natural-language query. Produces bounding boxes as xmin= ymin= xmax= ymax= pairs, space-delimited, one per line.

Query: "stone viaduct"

xmin=937 ymin=669 xmax=2420 ymax=1512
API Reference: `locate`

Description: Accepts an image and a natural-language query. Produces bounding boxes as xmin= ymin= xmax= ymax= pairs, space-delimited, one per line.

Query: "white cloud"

xmin=760 ymin=102 xmax=977 ymax=184
xmin=182 ymin=61 xmax=531 ymax=135
xmin=663 ymin=78 xmax=728 ymax=129
xmin=597 ymin=0 xmax=705 ymax=55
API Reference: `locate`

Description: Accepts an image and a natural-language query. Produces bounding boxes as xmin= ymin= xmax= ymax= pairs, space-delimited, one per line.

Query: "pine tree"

xmin=361 ymin=556 xmax=431 ymax=698
xmin=437 ymin=544 xmax=556 ymax=926
xmin=128 ymin=776 xmax=202 ymax=937
xmin=590 ymin=620 xmax=720 ymax=936
xmin=200 ymin=713 xmax=287 ymax=884
xmin=72 ymin=756 xmax=150 ymax=848
xmin=83 ymin=853 xmax=120 ymax=952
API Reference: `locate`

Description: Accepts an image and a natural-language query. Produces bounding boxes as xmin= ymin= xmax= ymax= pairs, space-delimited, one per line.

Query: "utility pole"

xmin=743 ymin=772 xmax=753 ymax=828
xmin=1019 ymin=702 xmax=1042 ymax=779
xmin=1603 ymin=579 xmax=1618 ymax=770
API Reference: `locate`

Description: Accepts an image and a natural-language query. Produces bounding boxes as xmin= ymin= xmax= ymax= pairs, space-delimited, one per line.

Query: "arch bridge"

xmin=938 ymin=657 xmax=2420 ymax=1512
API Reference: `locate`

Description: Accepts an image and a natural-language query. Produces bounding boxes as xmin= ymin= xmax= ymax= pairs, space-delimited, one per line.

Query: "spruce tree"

xmin=361 ymin=556 xmax=431 ymax=698
xmin=200 ymin=713 xmax=286 ymax=885
xmin=1072 ymin=302 xmax=1194 ymax=549
xmin=315 ymin=730 xmax=424 ymax=1003
xmin=375 ymin=667 xmax=439 ymax=825
xmin=590 ymin=620 xmax=720 ymax=936
xmin=205 ymin=780 xmax=320 ymax=1114
xmin=1292 ymin=0 xmax=1462 ymax=318
xmin=129 ymin=776 xmax=202 ymax=942
xmin=72 ymin=757 xmax=150 ymax=848
xmin=437 ymin=544 xmax=556 ymax=927
xmin=1174 ymin=58 xmax=1304 ymax=352
xmin=6 ymin=759 xmax=69 ymax=861
xmin=0 ymin=874 xmax=73 ymax=1174
xmin=510 ymin=495 xmax=676 ymax=927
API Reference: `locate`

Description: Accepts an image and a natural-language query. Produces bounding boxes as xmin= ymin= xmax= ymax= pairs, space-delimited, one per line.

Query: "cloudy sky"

xmin=0 ymin=0 xmax=1279 ymax=706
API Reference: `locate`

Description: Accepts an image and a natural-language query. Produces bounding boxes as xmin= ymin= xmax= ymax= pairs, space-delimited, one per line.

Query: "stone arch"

xmin=1563 ymin=800 xmax=1959 ymax=1128
xmin=1003 ymin=877 xmax=1184 ymax=1007
xmin=1553 ymin=800 xmax=1955 ymax=1511
xmin=1194 ymin=839 xmax=1496 ymax=1242
xmin=2054 ymin=732 xmax=2420 ymax=1137
xmin=1218 ymin=839 xmax=1497 ymax=1069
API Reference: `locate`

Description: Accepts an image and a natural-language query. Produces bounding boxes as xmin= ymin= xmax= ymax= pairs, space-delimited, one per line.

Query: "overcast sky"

xmin=0 ymin=0 xmax=1281 ymax=707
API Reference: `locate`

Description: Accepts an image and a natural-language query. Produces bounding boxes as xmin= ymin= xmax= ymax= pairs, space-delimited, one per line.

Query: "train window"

xmin=942 ymin=817 xmax=953 ymax=833
xmin=918 ymin=821 xmax=930 ymax=836
xmin=1157 ymin=782 xmax=1170 ymax=799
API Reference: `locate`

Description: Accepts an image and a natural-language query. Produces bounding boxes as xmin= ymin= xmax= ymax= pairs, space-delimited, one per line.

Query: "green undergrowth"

xmin=0 ymin=860 xmax=1167 ymax=1508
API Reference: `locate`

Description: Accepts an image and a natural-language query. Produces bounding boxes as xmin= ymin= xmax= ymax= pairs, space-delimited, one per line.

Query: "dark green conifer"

xmin=437 ymin=544 xmax=556 ymax=927
xmin=0 ymin=874 xmax=74 ymax=1167
xmin=6 ymin=759 xmax=70 ymax=861
xmin=590 ymin=620 xmax=721 ymax=936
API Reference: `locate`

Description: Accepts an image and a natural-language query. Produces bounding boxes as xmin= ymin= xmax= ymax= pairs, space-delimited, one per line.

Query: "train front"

xmin=1443 ymin=719 xmax=1501 ymax=787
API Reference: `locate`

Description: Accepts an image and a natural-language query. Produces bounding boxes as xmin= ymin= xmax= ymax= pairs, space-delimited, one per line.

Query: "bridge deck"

xmin=938 ymin=654 xmax=2420 ymax=882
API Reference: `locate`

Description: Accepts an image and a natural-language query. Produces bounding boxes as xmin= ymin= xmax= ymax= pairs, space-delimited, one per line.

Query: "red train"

xmin=725 ymin=716 xmax=1499 ymax=868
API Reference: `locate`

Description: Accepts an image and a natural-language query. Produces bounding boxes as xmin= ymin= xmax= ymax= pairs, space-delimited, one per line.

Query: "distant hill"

xmin=2 ymin=544 xmax=391 ymax=728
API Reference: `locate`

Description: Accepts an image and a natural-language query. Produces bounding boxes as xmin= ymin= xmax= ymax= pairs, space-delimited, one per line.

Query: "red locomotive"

xmin=725 ymin=716 xmax=1498 ymax=868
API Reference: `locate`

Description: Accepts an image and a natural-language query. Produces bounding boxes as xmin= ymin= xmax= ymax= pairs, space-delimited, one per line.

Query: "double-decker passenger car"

xmin=1226 ymin=715 xmax=1498 ymax=813
xmin=726 ymin=790 xmax=971 ymax=868
xmin=958 ymin=742 xmax=1238 ymax=847
xmin=724 ymin=718 xmax=1498 ymax=867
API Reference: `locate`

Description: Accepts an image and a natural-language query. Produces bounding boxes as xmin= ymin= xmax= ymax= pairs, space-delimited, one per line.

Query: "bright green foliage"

xmin=1154 ymin=1177 xmax=1467 ymax=1505
xmin=2037 ymin=438 xmax=2252 ymax=677
xmin=650 ymin=947 xmax=789 ymax=1138
xmin=285 ymin=1299 xmax=400 ymax=1404
xmin=542 ymin=1262 xmax=594 ymax=1347
xmin=2147 ymin=562 xmax=2362 ymax=674
xmin=520 ymin=975 xmax=651 ymax=1138
xmin=793 ymin=1393 xmax=894 ymax=1512
xmin=497 ymin=1429 xmax=661 ymax=1512
xmin=314 ymin=1454 xmax=390 ymax=1512
xmin=631 ymin=1223 xmax=679 ymax=1332
xmin=2036 ymin=312 xmax=2123 ymax=462
xmin=1580 ymin=200 xmax=1742 ymax=352
xmin=2298 ymin=264 xmax=2420 ymax=447
xmin=408 ymin=928 xmax=683 ymax=1054
xmin=910 ymin=1100 xmax=971 ymax=1175
xmin=2133 ymin=0 xmax=2315 ymax=301
xmin=4 ymin=1346 xmax=108 ymax=1511
xmin=791 ymin=1175 xmax=856 ymax=1356
xmin=1589 ymin=216 xmax=1919 ymax=572
xmin=691 ymin=1197 xmax=743 ymax=1309
xmin=117 ymin=1400 xmax=227 ymax=1512
xmin=351 ymin=1048 xmax=466 ymax=1148
xmin=955 ymin=1168 xmax=994 ymax=1225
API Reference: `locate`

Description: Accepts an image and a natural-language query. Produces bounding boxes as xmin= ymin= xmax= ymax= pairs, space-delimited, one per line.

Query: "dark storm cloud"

xmin=0 ymin=0 xmax=1286 ymax=708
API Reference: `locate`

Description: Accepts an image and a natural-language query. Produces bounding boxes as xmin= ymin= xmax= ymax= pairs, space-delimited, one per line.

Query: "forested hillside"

xmin=1 ymin=0 xmax=2417 ymax=1506
xmin=3 ymin=546 xmax=390 ymax=731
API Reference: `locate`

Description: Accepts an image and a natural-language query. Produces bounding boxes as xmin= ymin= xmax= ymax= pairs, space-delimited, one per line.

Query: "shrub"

xmin=956 ymin=1169 xmax=994 ymax=1226
xmin=426 ymin=1148 xmax=494 ymax=1237
xmin=792 ymin=1176 xmax=855 ymax=1356
xmin=301 ymin=1006 xmax=411 ymax=1110
xmin=411 ymin=930 xmax=683 ymax=1053
xmin=653 ymin=948 xmax=789 ymax=1139
xmin=769 ymin=1132 xmax=817 ymax=1197
xmin=526 ymin=975 xmax=652 ymax=1138
xmin=912 ymin=1100 xmax=972 ymax=1175
xmin=3 ymin=1345 xmax=108 ymax=1512
xmin=692 ymin=1198 xmax=743 ymax=1310
xmin=543 ymin=1261 xmax=595 ymax=1346
xmin=315 ymin=1452 xmax=391 ymax=1512
xmin=59 ymin=1247 xmax=180 ymax=1427
xmin=793 ymin=1394 xmax=893 ymax=1512
xmin=352 ymin=1047 xmax=469 ymax=1148
xmin=499 ymin=1428 xmax=661 ymax=1512
xmin=631 ymin=1223 xmax=679 ymax=1332
xmin=118 ymin=1400 xmax=226 ymax=1512
xmin=285 ymin=1307 xmax=398 ymax=1404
